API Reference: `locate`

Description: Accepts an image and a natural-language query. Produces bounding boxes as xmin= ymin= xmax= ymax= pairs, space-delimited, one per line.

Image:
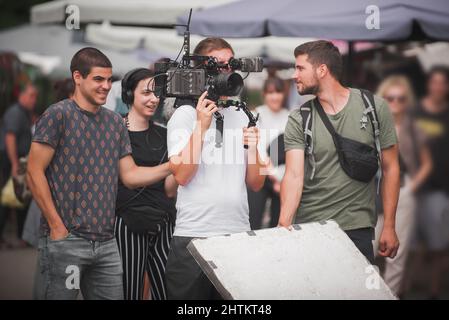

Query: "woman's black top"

xmin=116 ymin=121 xmax=175 ymax=221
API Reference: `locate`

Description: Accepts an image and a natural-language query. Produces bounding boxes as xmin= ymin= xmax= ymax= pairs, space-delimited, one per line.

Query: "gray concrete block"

xmin=187 ymin=220 xmax=396 ymax=300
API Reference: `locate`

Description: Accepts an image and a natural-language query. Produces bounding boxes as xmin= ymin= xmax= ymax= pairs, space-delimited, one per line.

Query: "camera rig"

xmin=154 ymin=9 xmax=263 ymax=148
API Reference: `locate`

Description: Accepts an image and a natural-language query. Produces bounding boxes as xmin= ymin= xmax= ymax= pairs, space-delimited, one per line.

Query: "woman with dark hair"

xmin=115 ymin=68 xmax=177 ymax=300
xmin=248 ymin=77 xmax=289 ymax=229
xmin=411 ymin=66 xmax=449 ymax=299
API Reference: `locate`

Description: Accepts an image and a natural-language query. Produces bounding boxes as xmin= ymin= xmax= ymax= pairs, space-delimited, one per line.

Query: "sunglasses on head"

xmin=385 ymin=95 xmax=407 ymax=103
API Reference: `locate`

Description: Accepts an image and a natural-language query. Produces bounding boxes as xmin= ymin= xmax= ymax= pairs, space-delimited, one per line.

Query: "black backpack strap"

xmin=299 ymin=100 xmax=316 ymax=179
xmin=299 ymin=100 xmax=313 ymax=150
xmin=360 ymin=89 xmax=380 ymax=143
xmin=360 ymin=89 xmax=382 ymax=193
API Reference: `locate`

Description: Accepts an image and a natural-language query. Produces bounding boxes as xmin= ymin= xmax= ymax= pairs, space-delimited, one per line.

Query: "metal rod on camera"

xmin=241 ymin=104 xmax=258 ymax=149
xmin=219 ymin=100 xmax=259 ymax=149
xmin=214 ymin=111 xmax=224 ymax=148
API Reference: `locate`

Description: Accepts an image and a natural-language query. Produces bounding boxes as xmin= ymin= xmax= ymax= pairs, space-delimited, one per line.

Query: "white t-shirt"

xmin=168 ymin=104 xmax=257 ymax=237
xmin=254 ymin=105 xmax=289 ymax=155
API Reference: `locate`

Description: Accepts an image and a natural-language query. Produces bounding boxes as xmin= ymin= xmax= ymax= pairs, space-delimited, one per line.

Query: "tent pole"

xmin=346 ymin=41 xmax=354 ymax=86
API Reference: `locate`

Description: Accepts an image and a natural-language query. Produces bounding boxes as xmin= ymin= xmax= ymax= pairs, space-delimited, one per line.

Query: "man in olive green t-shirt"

xmin=279 ymin=40 xmax=400 ymax=263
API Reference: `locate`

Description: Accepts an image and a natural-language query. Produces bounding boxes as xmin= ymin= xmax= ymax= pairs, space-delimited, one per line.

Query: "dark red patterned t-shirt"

xmin=33 ymin=99 xmax=132 ymax=241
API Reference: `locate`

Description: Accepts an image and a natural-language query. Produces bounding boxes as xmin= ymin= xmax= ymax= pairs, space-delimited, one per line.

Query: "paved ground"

xmin=0 ymin=246 xmax=36 ymax=299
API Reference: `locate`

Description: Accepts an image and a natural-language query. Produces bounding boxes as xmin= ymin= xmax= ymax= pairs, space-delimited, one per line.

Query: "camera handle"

xmin=242 ymin=107 xmax=258 ymax=150
xmin=214 ymin=111 xmax=224 ymax=148
xmin=218 ymin=100 xmax=259 ymax=149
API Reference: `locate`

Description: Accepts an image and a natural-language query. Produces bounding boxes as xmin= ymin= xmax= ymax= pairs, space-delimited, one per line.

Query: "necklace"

xmin=124 ymin=113 xmax=130 ymax=129
xmin=124 ymin=113 xmax=164 ymax=151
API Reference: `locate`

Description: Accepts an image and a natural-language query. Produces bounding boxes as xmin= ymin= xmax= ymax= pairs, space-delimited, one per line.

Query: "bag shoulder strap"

xmin=312 ymin=98 xmax=340 ymax=145
xmin=312 ymin=98 xmax=352 ymax=180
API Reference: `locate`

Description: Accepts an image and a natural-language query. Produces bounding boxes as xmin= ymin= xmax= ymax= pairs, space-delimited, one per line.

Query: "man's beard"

xmin=298 ymin=83 xmax=319 ymax=96
xmin=81 ymin=87 xmax=106 ymax=108
xmin=86 ymin=94 xmax=101 ymax=107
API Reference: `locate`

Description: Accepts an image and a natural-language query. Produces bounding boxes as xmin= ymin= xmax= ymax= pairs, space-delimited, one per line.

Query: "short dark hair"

xmin=121 ymin=68 xmax=155 ymax=106
xmin=263 ymin=77 xmax=285 ymax=93
xmin=194 ymin=37 xmax=234 ymax=56
xmin=428 ymin=65 xmax=449 ymax=83
xmin=294 ymin=40 xmax=343 ymax=81
xmin=70 ymin=47 xmax=112 ymax=79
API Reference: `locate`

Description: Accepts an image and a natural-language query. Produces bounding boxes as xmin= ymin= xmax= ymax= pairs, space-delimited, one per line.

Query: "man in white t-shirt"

xmin=165 ymin=38 xmax=268 ymax=300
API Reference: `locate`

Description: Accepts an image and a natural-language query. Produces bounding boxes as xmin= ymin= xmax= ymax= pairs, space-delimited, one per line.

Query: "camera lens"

xmin=212 ymin=72 xmax=244 ymax=97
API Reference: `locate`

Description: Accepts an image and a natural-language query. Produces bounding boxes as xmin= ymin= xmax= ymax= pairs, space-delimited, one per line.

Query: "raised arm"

xmin=244 ymin=127 xmax=268 ymax=192
xmin=169 ymin=92 xmax=217 ymax=186
xmin=119 ymin=155 xmax=171 ymax=189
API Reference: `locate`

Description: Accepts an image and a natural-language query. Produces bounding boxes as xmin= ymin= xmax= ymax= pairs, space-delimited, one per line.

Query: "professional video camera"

xmin=155 ymin=56 xmax=262 ymax=101
xmin=154 ymin=11 xmax=262 ymax=101
xmin=154 ymin=9 xmax=263 ymax=148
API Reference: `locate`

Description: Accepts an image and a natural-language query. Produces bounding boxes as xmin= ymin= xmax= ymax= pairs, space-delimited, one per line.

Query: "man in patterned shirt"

xmin=27 ymin=47 xmax=171 ymax=300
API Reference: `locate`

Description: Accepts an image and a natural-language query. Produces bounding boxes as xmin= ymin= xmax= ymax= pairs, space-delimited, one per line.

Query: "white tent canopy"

xmin=31 ymin=0 xmax=238 ymax=26
xmin=83 ymin=22 xmax=317 ymax=88
xmin=0 ymin=23 xmax=380 ymax=86
xmin=85 ymin=22 xmax=318 ymax=62
xmin=0 ymin=24 xmax=158 ymax=77
xmin=404 ymin=42 xmax=449 ymax=72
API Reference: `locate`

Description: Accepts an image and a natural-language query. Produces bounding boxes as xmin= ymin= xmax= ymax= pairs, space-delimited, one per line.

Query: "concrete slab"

xmin=188 ymin=220 xmax=397 ymax=300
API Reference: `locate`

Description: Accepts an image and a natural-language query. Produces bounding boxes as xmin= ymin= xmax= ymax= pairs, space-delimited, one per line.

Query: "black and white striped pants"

xmin=114 ymin=215 xmax=174 ymax=300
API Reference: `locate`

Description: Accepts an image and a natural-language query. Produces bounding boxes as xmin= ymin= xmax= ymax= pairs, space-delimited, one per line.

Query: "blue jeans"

xmin=36 ymin=233 xmax=124 ymax=300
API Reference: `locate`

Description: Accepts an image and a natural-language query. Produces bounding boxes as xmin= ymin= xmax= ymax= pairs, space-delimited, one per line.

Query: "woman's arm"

xmin=164 ymin=174 xmax=178 ymax=198
xmin=410 ymin=145 xmax=433 ymax=193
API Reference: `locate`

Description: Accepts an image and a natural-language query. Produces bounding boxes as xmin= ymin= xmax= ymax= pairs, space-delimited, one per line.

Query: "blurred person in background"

xmin=0 ymin=82 xmax=37 ymax=249
xmin=104 ymin=75 xmax=129 ymax=116
xmin=53 ymin=78 xmax=75 ymax=102
xmin=248 ymin=77 xmax=289 ymax=229
xmin=411 ymin=66 xmax=449 ymax=299
xmin=373 ymin=75 xmax=432 ymax=297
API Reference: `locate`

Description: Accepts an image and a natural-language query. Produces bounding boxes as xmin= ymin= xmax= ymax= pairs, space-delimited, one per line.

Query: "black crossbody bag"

xmin=314 ymin=97 xmax=379 ymax=183
xmin=116 ymin=196 xmax=169 ymax=235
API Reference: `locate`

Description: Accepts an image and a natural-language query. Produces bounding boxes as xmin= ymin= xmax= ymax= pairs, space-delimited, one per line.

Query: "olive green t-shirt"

xmin=284 ymin=88 xmax=397 ymax=231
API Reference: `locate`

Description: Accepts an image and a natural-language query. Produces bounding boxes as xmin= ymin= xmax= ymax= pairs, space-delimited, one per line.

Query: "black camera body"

xmin=154 ymin=55 xmax=263 ymax=102
xmin=155 ymin=9 xmax=261 ymax=149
